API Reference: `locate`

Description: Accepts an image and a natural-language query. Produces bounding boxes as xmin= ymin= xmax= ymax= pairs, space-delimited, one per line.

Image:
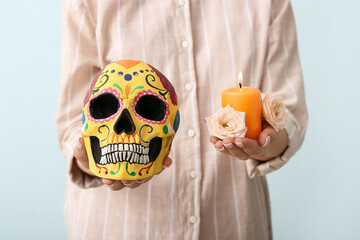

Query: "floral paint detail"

xmin=95 ymin=163 xmax=108 ymax=174
xmin=126 ymin=162 xmax=136 ymax=176
xmin=98 ymin=125 xmax=110 ymax=142
xmin=83 ymin=68 xmax=104 ymax=106
xmin=107 ymin=132 xmax=140 ymax=144
xmin=148 ymin=64 xmax=178 ymax=106
xmin=113 ymin=83 xmax=123 ymax=94
xmin=87 ymin=87 xmax=123 ymax=123
xmin=110 ymin=163 xmax=121 ymax=175
xmin=138 ymin=162 xmax=154 ymax=176
xmin=139 ymin=125 xmax=153 ymax=143
xmin=132 ymin=90 xmax=170 ymax=124
xmin=130 ymin=85 xmax=144 ymax=95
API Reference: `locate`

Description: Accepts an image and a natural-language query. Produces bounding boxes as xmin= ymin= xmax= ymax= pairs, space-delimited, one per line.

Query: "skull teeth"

xmin=101 ymin=143 xmax=149 ymax=155
xmin=98 ymin=143 xmax=151 ymax=165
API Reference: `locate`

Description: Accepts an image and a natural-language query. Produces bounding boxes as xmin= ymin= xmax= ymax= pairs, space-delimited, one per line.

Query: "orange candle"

xmin=221 ymin=72 xmax=262 ymax=140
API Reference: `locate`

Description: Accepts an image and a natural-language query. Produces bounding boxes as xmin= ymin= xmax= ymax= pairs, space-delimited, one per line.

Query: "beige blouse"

xmin=56 ymin=0 xmax=308 ymax=239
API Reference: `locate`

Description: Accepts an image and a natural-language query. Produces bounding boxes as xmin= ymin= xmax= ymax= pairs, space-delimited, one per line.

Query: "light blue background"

xmin=0 ymin=0 xmax=359 ymax=239
xmin=268 ymin=1 xmax=360 ymax=239
xmin=0 ymin=1 xmax=66 ymax=239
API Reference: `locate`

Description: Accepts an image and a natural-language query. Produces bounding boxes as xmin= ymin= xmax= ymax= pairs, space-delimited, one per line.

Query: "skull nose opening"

xmin=114 ymin=109 xmax=136 ymax=135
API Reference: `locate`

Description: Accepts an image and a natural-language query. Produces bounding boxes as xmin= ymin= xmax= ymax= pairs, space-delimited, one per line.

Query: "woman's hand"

xmin=210 ymin=123 xmax=288 ymax=161
xmin=74 ymin=137 xmax=172 ymax=191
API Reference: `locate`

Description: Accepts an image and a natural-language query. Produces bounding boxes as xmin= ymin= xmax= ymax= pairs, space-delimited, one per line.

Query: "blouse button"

xmin=185 ymin=83 xmax=192 ymax=91
xmin=189 ymin=216 xmax=197 ymax=224
xmin=187 ymin=129 xmax=195 ymax=137
xmin=190 ymin=171 xmax=198 ymax=178
xmin=182 ymin=40 xmax=189 ymax=48
xmin=178 ymin=0 xmax=185 ymax=7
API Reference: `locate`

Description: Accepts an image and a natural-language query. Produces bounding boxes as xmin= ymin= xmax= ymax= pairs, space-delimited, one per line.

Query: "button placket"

xmin=174 ymin=1 xmax=201 ymax=237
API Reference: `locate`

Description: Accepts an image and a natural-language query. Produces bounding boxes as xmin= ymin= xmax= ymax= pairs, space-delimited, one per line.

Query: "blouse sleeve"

xmin=246 ymin=0 xmax=308 ymax=178
xmin=56 ymin=0 xmax=103 ymax=188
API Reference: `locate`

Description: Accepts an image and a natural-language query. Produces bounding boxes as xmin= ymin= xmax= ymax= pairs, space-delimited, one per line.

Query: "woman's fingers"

xmin=121 ymin=180 xmax=142 ymax=189
xmin=209 ymin=126 xmax=284 ymax=161
xmin=102 ymin=179 xmax=126 ymax=191
xmin=214 ymin=139 xmax=225 ymax=151
xmin=215 ymin=140 xmax=234 ymax=156
xmin=74 ymin=138 xmax=88 ymax=166
xmin=233 ymin=126 xmax=280 ymax=160
xmin=155 ymin=157 xmax=172 ymax=176
xmin=222 ymin=137 xmax=250 ymax=160
xmin=235 ymin=138 xmax=264 ymax=158
xmin=210 ymin=136 xmax=224 ymax=150
xmin=103 ymin=157 xmax=172 ymax=191
xmin=210 ymin=136 xmax=218 ymax=144
xmin=258 ymin=125 xmax=277 ymax=147
xmin=226 ymin=147 xmax=250 ymax=160
xmin=136 ymin=177 xmax=153 ymax=183
xmin=209 ymin=137 xmax=239 ymax=157
xmin=74 ymin=137 xmax=96 ymax=176
xmin=163 ymin=157 xmax=173 ymax=168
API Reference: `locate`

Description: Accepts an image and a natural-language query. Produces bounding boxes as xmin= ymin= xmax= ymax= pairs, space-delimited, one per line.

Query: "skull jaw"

xmin=83 ymin=135 xmax=171 ymax=180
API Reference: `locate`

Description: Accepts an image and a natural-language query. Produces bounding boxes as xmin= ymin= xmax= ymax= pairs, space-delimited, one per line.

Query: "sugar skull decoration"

xmin=81 ymin=60 xmax=180 ymax=180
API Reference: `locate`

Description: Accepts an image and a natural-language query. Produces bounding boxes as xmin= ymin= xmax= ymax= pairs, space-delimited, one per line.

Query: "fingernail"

xmin=235 ymin=141 xmax=244 ymax=148
xmin=223 ymin=143 xmax=233 ymax=149
xmin=216 ymin=146 xmax=225 ymax=151
xmin=262 ymin=136 xmax=271 ymax=147
xmin=122 ymin=181 xmax=133 ymax=186
xmin=136 ymin=179 xmax=145 ymax=183
xmin=76 ymin=139 xmax=83 ymax=151
xmin=103 ymin=179 xmax=115 ymax=186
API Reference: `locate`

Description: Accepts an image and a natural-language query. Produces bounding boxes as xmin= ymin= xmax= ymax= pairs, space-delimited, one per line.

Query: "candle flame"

xmin=238 ymin=71 xmax=243 ymax=84
xmin=238 ymin=71 xmax=243 ymax=88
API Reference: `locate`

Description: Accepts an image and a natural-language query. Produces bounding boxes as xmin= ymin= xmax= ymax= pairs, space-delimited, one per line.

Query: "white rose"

xmin=205 ymin=105 xmax=247 ymax=140
xmin=262 ymin=92 xmax=287 ymax=132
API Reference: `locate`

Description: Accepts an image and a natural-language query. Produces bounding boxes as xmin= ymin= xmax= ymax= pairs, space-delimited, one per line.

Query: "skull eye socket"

xmin=135 ymin=95 xmax=167 ymax=121
xmin=90 ymin=93 xmax=120 ymax=119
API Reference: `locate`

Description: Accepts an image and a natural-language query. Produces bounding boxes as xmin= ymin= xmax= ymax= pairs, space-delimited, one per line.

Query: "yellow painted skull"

xmin=81 ymin=60 xmax=180 ymax=180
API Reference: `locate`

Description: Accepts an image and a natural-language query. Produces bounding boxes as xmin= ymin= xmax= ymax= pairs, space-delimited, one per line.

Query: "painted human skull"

xmin=81 ymin=60 xmax=180 ymax=180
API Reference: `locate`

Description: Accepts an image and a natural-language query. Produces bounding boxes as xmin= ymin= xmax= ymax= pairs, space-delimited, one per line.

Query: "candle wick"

xmin=239 ymin=83 xmax=242 ymax=88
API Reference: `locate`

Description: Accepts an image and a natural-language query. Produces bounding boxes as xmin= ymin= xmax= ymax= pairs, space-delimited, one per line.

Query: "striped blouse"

xmin=56 ymin=0 xmax=308 ymax=239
